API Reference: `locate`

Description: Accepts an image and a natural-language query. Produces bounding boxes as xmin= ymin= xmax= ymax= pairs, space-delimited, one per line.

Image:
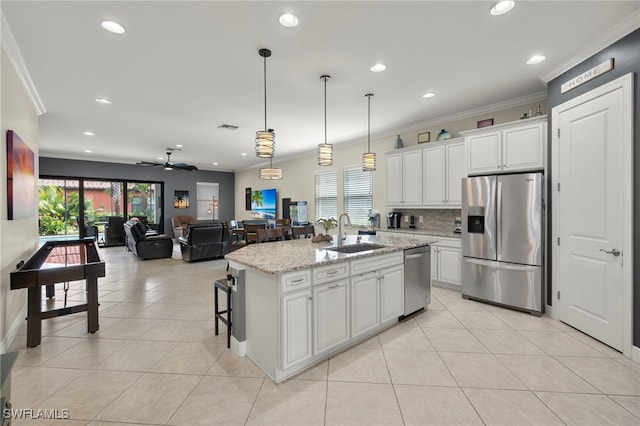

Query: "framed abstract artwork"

xmin=6 ymin=130 xmax=35 ymax=220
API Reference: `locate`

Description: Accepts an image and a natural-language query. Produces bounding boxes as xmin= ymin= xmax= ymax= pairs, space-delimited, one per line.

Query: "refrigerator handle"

xmin=496 ymin=181 xmax=502 ymax=258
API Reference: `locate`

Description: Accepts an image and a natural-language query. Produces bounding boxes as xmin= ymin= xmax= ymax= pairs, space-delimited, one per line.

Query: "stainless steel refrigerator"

xmin=461 ymin=172 xmax=544 ymax=315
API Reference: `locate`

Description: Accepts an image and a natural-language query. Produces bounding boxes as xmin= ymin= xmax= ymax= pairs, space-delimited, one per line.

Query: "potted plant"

xmin=316 ymin=217 xmax=338 ymax=238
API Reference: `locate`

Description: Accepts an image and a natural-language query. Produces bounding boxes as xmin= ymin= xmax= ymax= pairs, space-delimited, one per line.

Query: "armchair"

xmin=172 ymin=215 xmax=196 ymax=239
xmin=179 ymin=222 xmax=229 ymax=262
xmin=123 ymin=220 xmax=173 ymax=260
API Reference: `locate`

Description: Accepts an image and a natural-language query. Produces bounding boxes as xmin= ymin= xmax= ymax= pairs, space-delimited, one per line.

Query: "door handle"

xmin=599 ymin=248 xmax=621 ymax=257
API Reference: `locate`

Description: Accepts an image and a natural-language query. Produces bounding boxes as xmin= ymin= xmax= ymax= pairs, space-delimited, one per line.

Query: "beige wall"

xmin=234 ymin=101 xmax=547 ymax=229
xmin=1 ymin=48 xmax=39 ymax=349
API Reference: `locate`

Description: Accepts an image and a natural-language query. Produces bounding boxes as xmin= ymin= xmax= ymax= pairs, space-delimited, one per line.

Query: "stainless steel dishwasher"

xmin=404 ymin=245 xmax=431 ymax=316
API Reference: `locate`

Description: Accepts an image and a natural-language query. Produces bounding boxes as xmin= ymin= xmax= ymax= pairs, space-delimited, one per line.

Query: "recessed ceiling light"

xmin=370 ymin=63 xmax=386 ymax=73
xmin=241 ymin=152 xmax=247 ymax=156
xmin=157 ymin=157 xmax=164 ymax=160
xmin=100 ymin=20 xmax=125 ymax=34
xmin=84 ymin=149 xmax=92 ymax=153
xmin=212 ymin=162 xmax=219 ymax=166
xmin=490 ymin=1 xmax=515 ymax=16
xmin=176 ymin=144 xmax=183 ymax=148
xmin=527 ymin=55 xmax=546 ymax=65
xmin=83 ymin=131 xmax=95 ymax=136
xmin=95 ymin=97 xmax=112 ymax=104
xmin=422 ymin=92 xmax=436 ymax=99
xmin=278 ymin=13 xmax=300 ymax=27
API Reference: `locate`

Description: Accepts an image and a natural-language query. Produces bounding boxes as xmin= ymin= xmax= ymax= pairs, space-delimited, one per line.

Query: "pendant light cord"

xmin=324 ymin=76 xmax=328 ymax=144
xmin=263 ymin=54 xmax=268 ymax=131
xmin=365 ymin=93 xmax=373 ymax=152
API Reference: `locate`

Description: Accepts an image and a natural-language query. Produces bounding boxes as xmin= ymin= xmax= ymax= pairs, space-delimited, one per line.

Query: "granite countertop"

xmin=225 ymin=234 xmax=437 ymax=274
xmin=377 ymin=228 xmax=461 ymax=239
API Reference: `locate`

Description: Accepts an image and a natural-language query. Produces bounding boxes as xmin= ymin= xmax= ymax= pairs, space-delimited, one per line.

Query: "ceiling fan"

xmin=136 ymin=151 xmax=198 ymax=171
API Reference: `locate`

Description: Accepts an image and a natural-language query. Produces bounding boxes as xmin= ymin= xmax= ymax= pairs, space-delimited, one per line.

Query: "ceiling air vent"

xmin=218 ymin=124 xmax=239 ymax=131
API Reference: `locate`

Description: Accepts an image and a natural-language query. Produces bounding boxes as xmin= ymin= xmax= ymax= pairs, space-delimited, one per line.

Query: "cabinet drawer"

xmin=281 ymin=270 xmax=312 ymax=293
xmin=313 ymin=262 xmax=349 ymax=285
xmin=351 ymin=251 xmax=403 ymax=275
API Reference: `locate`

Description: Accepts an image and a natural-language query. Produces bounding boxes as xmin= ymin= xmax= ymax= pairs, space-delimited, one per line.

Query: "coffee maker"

xmin=386 ymin=212 xmax=402 ymax=229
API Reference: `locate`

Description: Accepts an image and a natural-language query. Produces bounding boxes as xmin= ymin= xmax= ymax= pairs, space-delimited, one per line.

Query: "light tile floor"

xmin=7 ymin=245 xmax=640 ymax=425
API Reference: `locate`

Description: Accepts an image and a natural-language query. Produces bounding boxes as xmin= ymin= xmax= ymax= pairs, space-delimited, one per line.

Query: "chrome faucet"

xmin=337 ymin=213 xmax=352 ymax=247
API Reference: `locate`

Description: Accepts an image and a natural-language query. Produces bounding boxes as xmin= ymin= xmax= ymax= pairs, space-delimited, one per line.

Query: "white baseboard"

xmin=632 ymin=345 xmax=640 ymax=364
xmin=231 ymin=336 xmax=246 ymax=357
xmin=545 ymin=303 xmax=556 ymax=319
xmin=0 ymin=303 xmax=27 ymax=353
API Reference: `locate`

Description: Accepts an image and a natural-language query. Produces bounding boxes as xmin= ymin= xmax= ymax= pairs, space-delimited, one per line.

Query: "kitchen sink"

xmin=326 ymin=243 xmax=386 ymax=254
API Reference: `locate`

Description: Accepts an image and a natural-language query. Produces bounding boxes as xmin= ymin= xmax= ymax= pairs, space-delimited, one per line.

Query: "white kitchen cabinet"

xmin=350 ymin=272 xmax=380 ymax=338
xmin=351 ymin=252 xmax=404 ymax=337
xmin=431 ymin=237 xmax=462 ymax=290
xmin=313 ymin=279 xmax=350 ymax=354
xmin=386 ymin=148 xmax=422 ymax=206
xmin=380 ymin=264 xmax=404 ymax=322
xmin=386 ymin=153 xmax=403 ymax=205
xmin=281 ymin=290 xmax=312 ymax=369
xmin=423 ymin=139 xmax=465 ymax=208
xmin=463 ymin=116 xmax=546 ymax=175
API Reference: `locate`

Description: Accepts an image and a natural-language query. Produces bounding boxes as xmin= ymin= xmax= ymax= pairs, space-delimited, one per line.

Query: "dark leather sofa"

xmin=179 ymin=222 xmax=229 ymax=262
xmin=123 ymin=220 xmax=173 ymax=260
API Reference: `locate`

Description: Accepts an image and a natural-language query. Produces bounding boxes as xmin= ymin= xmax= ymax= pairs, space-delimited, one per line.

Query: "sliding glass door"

xmin=38 ymin=178 xmax=80 ymax=243
xmin=38 ymin=177 xmax=164 ymax=246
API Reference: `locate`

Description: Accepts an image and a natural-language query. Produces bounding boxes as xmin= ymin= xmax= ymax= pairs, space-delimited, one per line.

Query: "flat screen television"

xmin=250 ymin=188 xmax=277 ymax=220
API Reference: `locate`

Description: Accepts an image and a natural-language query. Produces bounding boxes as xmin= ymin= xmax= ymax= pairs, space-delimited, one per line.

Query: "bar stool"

xmin=213 ymin=278 xmax=232 ymax=348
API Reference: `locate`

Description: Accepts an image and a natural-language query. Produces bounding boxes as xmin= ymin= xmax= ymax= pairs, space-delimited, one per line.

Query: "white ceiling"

xmin=2 ymin=1 xmax=639 ymax=172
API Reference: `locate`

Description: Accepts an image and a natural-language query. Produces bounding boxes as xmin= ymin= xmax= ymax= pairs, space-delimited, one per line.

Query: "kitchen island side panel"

xmin=245 ymin=268 xmax=279 ymax=381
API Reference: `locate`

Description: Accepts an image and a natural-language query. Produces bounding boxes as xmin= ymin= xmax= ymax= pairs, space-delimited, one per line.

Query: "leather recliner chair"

xmin=123 ymin=220 xmax=173 ymax=260
xmin=179 ymin=222 xmax=229 ymax=262
xmin=172 ymin=215 xmax=197 ymax=239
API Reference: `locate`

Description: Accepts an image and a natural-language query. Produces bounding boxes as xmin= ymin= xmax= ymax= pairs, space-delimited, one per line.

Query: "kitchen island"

xmin=226 ymin=234 xmax=435 ymax=383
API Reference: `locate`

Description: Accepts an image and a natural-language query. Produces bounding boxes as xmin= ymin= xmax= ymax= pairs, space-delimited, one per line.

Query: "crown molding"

xmin=1 ymin=12 xmax=46 ymax=115
xmin=541 ymin=9 xmax=640 ymax=83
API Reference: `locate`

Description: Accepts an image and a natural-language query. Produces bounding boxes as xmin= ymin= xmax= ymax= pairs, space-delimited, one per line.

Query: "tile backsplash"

xmin=390 ymin=208 xmax=461 ymax=234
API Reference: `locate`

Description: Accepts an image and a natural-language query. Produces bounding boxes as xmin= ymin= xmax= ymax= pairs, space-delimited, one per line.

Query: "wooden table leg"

xmin=26 ymin=286 xmax=42 ymax=348
xmin=86 ymin=277 xmax=99 ymax=333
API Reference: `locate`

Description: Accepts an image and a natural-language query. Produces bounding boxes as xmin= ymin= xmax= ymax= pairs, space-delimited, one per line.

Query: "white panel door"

xmin=380 ymin=265 xmax=404 ymax=322
xmin=502 ymin=123 xmax=544 ymax=172
xmin=422 ymin=146 xmax=445 ymax=206
xmin=386 ymin=153 xmax=403 ymax=205
xmin=555 ymin=78 xmax=629 ymax=351
xmin=466 ymin=131 xmax=501 ymax=174
xmin=403 ymin=150 xmax=423 ymax=205
xmin=437 ymin=246 xmax=461 ymax=288
xmin=445 ymin=141 xmax=465 ymax=206
xmin=351 ymin=273 xmax=379 ymax=338
xmin=281 ymin=290 xmax=312 ymax=369
xmin=313 ymin=280 xmax=349 ymax=354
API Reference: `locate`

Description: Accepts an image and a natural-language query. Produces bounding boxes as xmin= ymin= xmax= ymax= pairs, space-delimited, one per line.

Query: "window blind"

xmin=343 ymin=166 xmax=373 ymax=227
xmin=315 ymin=170 xmax=337 ymax=221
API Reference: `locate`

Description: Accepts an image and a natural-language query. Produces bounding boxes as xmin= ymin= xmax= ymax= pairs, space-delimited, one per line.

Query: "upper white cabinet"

xmin=423 ymin=138 xmax=465 ymax=208
xmin=463 ymin=116 xmax=546 ymax=175
xmin=386 ymin=149 xmax=423 ymax=206
xmin=386 ymin=139 xmax=465 ymax=208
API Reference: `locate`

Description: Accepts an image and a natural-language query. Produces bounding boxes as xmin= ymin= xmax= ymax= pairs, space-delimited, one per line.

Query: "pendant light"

xmin=255 ymin=48 xmax=282 ymax=179
xmin=362 ymin=93 xmax=376 ymax=172
xmin=255 ymin=48 xmax=275 ymax=158
xmin=317 ymin=75 xmax=333 ymax=166
xmin=259 ymin=145 xmax=283 ymax=180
